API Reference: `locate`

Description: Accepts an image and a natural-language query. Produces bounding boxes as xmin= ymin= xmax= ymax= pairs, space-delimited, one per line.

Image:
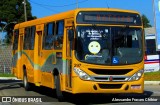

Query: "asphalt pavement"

xmin=0 ymin=77 xmax=160 ymax=85
xmin=0 ymin=78 xmax=160 ymax=105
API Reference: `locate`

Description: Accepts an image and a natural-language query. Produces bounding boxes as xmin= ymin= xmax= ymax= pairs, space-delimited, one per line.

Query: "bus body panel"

xmin=72 ymin=76 xmax=144 ymax=94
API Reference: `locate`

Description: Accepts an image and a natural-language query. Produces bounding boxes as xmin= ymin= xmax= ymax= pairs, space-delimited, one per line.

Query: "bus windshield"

xmin=76 ymin=26 xmax=143 ymax=65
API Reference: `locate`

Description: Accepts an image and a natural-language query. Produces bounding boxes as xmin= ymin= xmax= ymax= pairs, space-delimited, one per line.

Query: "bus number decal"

xmin=74 ymin=64 xmax=81 ymax=67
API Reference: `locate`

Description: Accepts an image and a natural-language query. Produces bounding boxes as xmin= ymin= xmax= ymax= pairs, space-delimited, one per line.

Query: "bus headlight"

xmin=74 ymin=67 xmax=92 ymax=80
xmin=128 ymin=70 xmax=144 ymax=81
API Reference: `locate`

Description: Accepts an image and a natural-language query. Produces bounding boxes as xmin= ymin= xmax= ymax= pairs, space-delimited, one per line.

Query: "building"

xmin=144 ymin=27 xmax=160 ymax=72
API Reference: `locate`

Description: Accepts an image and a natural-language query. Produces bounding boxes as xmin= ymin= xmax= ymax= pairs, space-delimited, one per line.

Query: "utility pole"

xmin=23 ymin=0 xmax=27 ymax=21
xmin=152 ymin=0 xmax=156 ymax=27
xmin=76 ymin=0 xmax=78 ymax=8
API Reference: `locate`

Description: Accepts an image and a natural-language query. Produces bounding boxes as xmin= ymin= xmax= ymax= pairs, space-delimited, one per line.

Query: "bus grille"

xmin=98 ymin=84 xmax=123 ymax=89
xmin=89 ymin=68 xmax=132 ymax=75
xmin=91 ymin=75 xmax=129 ymax=82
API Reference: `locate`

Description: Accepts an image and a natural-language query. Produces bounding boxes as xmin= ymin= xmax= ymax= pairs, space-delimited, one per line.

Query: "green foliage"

xmin=0 ymin=0 xmax=36 ymax=23
xmin=0 ymin=73 xmax=15 ymax=77
xmin=142 ymin=14 xmax=152 ymax=28
xmin=0 ymin=0 xmax=37 ymax=44
xmin=144 ymin=71 xmax=160 ymax=81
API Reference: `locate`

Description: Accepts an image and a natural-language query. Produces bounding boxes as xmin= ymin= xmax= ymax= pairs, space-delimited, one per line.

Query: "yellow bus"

xmin=12 ymin=8 xmax=144 ymax=101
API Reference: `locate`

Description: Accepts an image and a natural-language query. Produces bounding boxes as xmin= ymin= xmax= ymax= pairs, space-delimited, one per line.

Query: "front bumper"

xmin=71 ymin=76 xmax=144 ymax=94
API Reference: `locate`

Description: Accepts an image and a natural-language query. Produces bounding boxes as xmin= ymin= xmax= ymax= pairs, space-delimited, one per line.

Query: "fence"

xmin=0 ymin=44 xmax=12 ymax=74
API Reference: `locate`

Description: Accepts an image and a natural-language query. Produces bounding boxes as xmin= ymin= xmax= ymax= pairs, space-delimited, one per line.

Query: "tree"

xmin=142 ymin=14 xmax=152 ymax=28
xmin=0 ymin=0 xmax=37 ymax=44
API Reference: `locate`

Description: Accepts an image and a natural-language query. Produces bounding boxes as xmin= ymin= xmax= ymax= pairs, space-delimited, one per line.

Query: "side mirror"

xmin=68 ymin=29 xmax=74 ymax=41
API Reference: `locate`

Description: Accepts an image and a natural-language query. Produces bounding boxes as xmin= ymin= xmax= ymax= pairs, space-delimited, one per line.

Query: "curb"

xmin=144 ymin=81 xmax=160 ymax=85
xmin=0 ymin=77 xmax=160 ymax=85
xmin=0 ymin=77 xmax=19 ymax=80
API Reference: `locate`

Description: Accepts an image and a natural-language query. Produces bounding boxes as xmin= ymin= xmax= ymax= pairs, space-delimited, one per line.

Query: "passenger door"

xmin=34 ymin=24 xmax=44 ymax=84
xmin=65 ymin=18 xmax=74 ymax=89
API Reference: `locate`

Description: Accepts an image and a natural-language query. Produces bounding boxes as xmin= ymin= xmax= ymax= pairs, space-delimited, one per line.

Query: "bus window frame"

xmin=13 ymin=29 xmax=19 ymax=50
xmin=23 ymin=26 xmax=36 ymax=50
xmin=54 ymin=20 xmax=64 ymax=50
xmin=30 ymin=26 xmax=36 ymax=50
xmin=43 ymin=22 xmax=55 ymax=50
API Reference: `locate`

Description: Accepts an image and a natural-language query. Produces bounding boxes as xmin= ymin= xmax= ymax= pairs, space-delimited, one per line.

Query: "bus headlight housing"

xmin=74 ymin=67 xmax=92 ymax=80
xmin=128 ymin=70 xmax=144 ymax=81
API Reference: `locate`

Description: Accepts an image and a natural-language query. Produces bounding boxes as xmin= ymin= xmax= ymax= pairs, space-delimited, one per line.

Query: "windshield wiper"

xmin=92 ymin=24 xmax=100 ymax=30
xmin=119 ymin=25 xmax=129 ymax=34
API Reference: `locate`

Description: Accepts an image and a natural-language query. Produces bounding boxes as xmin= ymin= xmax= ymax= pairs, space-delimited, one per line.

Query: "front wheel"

xmin=54 ymin=75 xmax=65 ymax=102
xmin=23 ymin=72 xmax=30 ymax=91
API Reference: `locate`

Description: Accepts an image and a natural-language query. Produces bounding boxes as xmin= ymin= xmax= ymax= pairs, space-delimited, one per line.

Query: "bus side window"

xmin=23 ymin=27 xmax=30 ymax=50
xmin=13 ymin=30 xmax=19 ymax=50
xmin=23 ymin=27 xmax=29 ymax=50
xmin=43 ymin=22 xmax=55 ymax=50
xmin=54 ymin=20 xmax=64 ymax=49
xmin=30 ymin=26 xmax=36 ymax=50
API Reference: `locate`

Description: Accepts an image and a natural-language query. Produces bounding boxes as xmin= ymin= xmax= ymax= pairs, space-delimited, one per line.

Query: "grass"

xmin=0 ymin=73 xmax=15 ymax=77
xmin=144 ymin=71 xmax=160 ymax=81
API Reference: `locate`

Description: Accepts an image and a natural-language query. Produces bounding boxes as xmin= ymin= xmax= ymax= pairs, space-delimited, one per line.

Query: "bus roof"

xmin=14 ymin=8 xmax=140 ymax=29
xmin=76 ymin=8 xmax=140 ymax=14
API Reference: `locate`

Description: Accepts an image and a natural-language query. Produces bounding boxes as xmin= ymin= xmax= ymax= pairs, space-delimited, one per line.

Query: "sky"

xmin=0 ymin=0 xmax=155 ymax=40
xmin=29 ymin=0 xmax=154 ymax=26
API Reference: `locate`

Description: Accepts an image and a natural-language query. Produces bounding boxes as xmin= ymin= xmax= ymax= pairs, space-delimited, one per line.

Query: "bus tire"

xmin=23 ymin=71 xmax=30 ymax=91
xmin=55 ymin=75 xmax=65 ymax=102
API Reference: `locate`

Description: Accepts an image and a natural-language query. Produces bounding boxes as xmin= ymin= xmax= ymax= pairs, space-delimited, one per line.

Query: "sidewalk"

xmin=144 ymin=81 xmax=160 ymax=85
xmin=0 ymin=77 xmax=19 ymax=80
xmin=0 ymin=77 xmax=160 ymax=85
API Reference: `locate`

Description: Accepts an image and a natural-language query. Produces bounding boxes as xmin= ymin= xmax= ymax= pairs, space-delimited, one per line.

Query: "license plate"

xmin=131 ymin=85 xmax=141 ymax=89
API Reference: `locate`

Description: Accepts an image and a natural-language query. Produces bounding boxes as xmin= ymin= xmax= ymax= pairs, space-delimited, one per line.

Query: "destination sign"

xmin=77 ymin=11 xmax=142 ymax=25
xmin=84 ymin=14 xmax=134 ymax=23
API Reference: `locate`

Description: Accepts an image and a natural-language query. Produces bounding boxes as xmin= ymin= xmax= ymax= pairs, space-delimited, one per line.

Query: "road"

xmin=0 ymin=80 xmax=160 ymax=105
